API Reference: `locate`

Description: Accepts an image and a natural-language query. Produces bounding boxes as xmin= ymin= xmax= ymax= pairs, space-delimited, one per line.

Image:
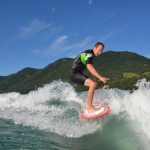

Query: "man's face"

xmin=94 ymin=45 xmax=104 ymax=56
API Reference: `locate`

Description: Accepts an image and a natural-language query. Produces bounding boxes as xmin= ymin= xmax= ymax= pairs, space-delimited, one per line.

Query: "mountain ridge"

xmin=0 ymin=51 xmax=150 ymax=93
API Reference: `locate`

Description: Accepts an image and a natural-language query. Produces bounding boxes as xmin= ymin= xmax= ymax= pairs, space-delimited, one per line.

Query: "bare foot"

xmin=86 ymin=107 xmax=98 ymax=113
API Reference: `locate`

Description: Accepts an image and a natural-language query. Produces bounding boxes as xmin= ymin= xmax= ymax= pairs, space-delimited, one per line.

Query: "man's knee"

xmin=91 ymin=81 xmax=97 ymax=89
xmin=89 ymin=80 xmax=97 ymax=89
xmin=84 ymin=79 xmax=97 ymax=88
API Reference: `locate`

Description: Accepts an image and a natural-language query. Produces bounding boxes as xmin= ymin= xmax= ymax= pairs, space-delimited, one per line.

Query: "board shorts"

xmin=69 ymin=69 xmax=89 ymax=85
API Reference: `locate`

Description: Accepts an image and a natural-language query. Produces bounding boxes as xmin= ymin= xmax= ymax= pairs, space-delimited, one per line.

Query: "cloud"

xmin=52 ymin=6 xmax=56 ymax=13
xmin=88 ymin=0 xmax=93 ymax=5
xmin=31 ymin=35 xmax=68 ymax=56
xmin=102 ymin=11 xmax=118 ymax=22
xmin=19 ymin=19 xmax=51 ymax=39
xmin=101 ymin=30 xmax=117 ymax=41
xmin=7 ymin=19 xmax=63 ymax=45
xmin=68 ymin=36 xmax=92 ymax=51
xmin=32 ymin=35 xmax=93 ymax=58
xmin=47 ymin=35 xmax=92 ymax=55
xmin=31 ymin=49 xmax=41 ymax=54
xmin=46 ymin=35 xmax=68 ymax=54
xmin=101 ymin=23 xmax=130 ymax=41
xmin=65 ymin=37 xmax=93 ymax=57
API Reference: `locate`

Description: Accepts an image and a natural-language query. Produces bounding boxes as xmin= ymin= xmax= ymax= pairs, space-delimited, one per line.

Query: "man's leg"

xmin=84 ymin=78 xmax=97 ymax=112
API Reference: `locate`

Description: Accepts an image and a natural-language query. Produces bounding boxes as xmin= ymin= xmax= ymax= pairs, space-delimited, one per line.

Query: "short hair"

xmin=94 ymin=42 xmax=105 ymax=48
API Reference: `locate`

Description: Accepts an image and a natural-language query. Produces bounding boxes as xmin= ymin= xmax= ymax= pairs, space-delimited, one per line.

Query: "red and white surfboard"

xmin=80 ymin=104 xmax=110 ymax=120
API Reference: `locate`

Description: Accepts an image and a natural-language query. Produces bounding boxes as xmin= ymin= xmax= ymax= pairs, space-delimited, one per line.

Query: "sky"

xmin=0 ymin=0 xmax=150 ymax=76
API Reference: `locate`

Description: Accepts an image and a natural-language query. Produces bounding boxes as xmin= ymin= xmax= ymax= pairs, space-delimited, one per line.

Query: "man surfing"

xmin=70 ymin=42 xmax=109 ymax=113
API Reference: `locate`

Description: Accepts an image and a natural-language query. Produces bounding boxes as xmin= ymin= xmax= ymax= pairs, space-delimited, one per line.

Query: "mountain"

xmin=0 ymin=51 xmax=150 ymax=93
xmin=0 ymin=76 xmax=5 ymax=81
xmin=94 ymin=51 xmax=150 ymax=78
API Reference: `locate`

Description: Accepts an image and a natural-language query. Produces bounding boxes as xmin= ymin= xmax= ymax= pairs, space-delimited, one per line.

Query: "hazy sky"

xmin=0 ymin=0 xmax=150 ymax=75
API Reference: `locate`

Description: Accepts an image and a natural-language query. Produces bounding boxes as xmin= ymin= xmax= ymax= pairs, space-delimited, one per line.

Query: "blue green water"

xmin=0 ymin=117 xmax=146 ymax=150
xmin=0 ymin=80 xmax=150 ymax=150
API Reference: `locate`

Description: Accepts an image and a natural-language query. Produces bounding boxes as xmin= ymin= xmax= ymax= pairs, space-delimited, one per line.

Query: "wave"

xmin=0 ymin=79 xmax=150 ymax=139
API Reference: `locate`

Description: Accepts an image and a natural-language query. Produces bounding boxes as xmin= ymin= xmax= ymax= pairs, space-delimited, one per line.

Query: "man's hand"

xmin=99 ymin=76 xmax=109 ymax=84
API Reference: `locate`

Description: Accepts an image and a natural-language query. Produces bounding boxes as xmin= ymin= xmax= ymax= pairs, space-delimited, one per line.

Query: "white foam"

xmin=0 ymin=79 xmax=150 ymax=139
xmin=81 ymin=78 xmax=150 ymax=140
xmin=123 ymin=79 xmax=150 ymax=139
xmin=0 ymin=80 xmax=108 ymax=137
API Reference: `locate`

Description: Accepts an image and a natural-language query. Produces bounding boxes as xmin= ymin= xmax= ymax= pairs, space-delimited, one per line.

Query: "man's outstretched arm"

xmin=86 ymin=64 xmax=109 ymax=83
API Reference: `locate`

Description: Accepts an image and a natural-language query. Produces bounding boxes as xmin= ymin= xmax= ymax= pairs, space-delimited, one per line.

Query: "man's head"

xmin=93 ymin=42 xmax=105 ymax=57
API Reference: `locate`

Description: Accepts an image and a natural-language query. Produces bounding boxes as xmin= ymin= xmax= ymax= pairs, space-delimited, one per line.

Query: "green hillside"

xmin=0 ymin=51 xmax=150 ymax=93
xmin=0 ymin=76 xmax=5 ymax=82
xmin=94 ymin=51 xmax=150 ymax=78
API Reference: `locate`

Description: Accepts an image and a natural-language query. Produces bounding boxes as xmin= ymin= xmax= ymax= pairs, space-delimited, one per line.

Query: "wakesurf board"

xmin=80 ymin=103 xmax=110 ymax=120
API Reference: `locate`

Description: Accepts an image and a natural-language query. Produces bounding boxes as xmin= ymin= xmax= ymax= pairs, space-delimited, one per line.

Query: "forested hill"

xmin=0 ymin=51 xmax=150 ymax=93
